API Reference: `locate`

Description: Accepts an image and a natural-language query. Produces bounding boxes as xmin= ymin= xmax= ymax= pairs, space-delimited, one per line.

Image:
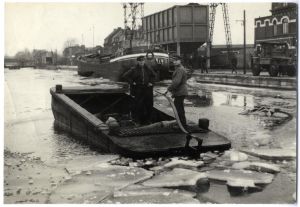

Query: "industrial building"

xmin=142 ymin=3 xmax=209 ymax=57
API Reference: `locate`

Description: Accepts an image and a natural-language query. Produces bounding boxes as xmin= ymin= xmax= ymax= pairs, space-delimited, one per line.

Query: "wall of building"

xmin=103 ymin=27 xmax=146 ymax=55
xmin=142 ymin=3 xmax=209 ymax=55
xmin=254 ymin=3 xmax=297 ymax=46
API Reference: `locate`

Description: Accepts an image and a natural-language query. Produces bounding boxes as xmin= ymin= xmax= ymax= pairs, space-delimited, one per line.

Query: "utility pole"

xmin=236 ymin=10 xmax=247 ymax=74
xmin=93 ymin=25 xmax=95 ymax=48
xmin=243 ymin=10 xmax=246 ymax=74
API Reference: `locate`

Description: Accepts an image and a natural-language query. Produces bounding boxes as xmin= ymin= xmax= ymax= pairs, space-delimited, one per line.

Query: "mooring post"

xmin=56 ymin=84 xmax=62 ymax=93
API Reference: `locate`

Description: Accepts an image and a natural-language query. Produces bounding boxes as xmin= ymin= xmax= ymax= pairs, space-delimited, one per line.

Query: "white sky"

xmin=4 ymin=2 xmax=271 ymax=56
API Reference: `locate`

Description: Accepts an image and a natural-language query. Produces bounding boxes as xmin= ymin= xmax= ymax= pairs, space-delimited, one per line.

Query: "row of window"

xmin=273 ymin=18 xmax=289 ymax=35
xmin=257 ymin=18 xmax=290 ymax=35
xmin=145 ymin=28 xmax=176 ymax=43
xmin=143 ymin=9 xmax=175 ymax=31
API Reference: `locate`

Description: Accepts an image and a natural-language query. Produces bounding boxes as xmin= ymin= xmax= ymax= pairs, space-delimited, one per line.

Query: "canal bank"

xmin=192 ymin=70 xmax=297 ymax=90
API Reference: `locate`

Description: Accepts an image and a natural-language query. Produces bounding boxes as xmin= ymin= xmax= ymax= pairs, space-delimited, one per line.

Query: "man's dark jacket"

xmin=122 ymin=64 xmax=156 ymax=86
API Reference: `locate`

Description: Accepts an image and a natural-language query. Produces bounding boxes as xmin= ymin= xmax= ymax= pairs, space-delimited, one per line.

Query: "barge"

xmin=50 ymin=84 xmax=231 ymax=157
xmin=77 ymin=52 xmax=175 ymax=81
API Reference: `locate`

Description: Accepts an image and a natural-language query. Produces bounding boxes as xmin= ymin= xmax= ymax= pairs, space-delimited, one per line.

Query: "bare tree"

xmin=63 ymin=38 xmax=78 ymax=49
xmin=14 ymin=49 xmax=32 ymax=66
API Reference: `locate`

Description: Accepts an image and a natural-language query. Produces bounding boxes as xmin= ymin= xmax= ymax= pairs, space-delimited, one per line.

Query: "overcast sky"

xmin=5 ymin=2 xmax=271 ymax=56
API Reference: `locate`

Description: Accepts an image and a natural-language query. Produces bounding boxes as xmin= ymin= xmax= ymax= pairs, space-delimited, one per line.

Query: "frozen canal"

xmin=4 ymin=68 xmax=296 ymax=204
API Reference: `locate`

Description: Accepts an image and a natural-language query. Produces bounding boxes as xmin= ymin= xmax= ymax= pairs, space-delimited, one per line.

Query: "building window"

xmin=283 ymin=3 xmax=288 ymax=7
xmin=273 ymin=20 xmax=277 ymax=36
xmin=283 ymin=18 xmax=289 ymax=34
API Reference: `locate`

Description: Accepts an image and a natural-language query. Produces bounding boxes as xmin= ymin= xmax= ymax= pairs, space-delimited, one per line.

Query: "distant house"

xmin=85 ymin=45 xmax=104 ymax=54
xmin=103 ymin=27 xmax=124 ymax=54
xmin=4 ymin=57 xmax=20 ymax=69
xmin=103 ymin=27 xmax=148 ymax=55
xmin=32 ymin=50 xmax=56 ymax=66
xmin=43 ymin=51 xmax=54 ymax=64
xmin=254 ymin=3 xmax=297 ymax=47
xmin=63 ymin=45 xmax=85 ymax=57
xmin=63 ymin=45 xmax=86 ymax=65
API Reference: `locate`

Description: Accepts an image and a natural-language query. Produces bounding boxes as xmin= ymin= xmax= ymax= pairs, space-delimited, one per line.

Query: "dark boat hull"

xmin=5 ymin=65 xmax=21 ymax=70
xmin=50 ymin=85 xmax=231 ymax=157
xmin=77 ymin=52 xmax=173 ymax=81
xmin=77 ymin=60 xmax=131 ymax=81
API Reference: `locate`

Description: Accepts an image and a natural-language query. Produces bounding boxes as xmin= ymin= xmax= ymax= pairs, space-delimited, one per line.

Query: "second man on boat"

xmin=165 ymin=56 xmax=188 ymax=128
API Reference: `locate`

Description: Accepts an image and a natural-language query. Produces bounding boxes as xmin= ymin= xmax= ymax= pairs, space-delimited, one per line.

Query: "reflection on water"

xmin=187 ymin=89 xmax=255 ymax=109
xmin=187 ymin=90 xmax=213 ymax=107
xmin=157 ymin=81 xmax=296 ymax=150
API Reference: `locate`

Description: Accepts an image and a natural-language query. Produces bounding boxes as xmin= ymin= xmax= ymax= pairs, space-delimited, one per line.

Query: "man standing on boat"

xmin=145 ymin=51 xmax=159 ymax=81
xmin=122 ymin=56 xmax=157 ymax=125
xmin=165 ymin=56 xmax=188 ymax=128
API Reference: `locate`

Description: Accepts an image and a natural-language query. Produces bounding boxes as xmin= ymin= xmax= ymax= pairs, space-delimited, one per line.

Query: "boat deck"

xmin=50 ymin=85 xmax=231 ymax=157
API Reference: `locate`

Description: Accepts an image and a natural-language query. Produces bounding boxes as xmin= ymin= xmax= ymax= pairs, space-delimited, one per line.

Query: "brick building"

xmin=254 ymin=3 xmax=297 ymax=47
xmin=103 ymin=27 xmax=148 ymax=55
xmin=103 ymin=27 xmax=124 ymax=55
xmin=32 ymin=50 xmax=56 ymax=66
xmin=63 ymin=45 xmax=86 ymax=65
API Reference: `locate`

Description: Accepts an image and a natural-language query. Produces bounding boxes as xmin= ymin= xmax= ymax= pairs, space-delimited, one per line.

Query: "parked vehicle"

xmin=50 ymin=85 xmax=231 ymax=158
xmin=251 ymin=42 xmax=297 ymax=77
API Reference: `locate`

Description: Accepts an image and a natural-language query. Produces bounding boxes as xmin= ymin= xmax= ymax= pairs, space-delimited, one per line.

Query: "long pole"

xmin=243 ymin=10 xmax=246 ymax=74
xmin=93 ymin=25 xmax=95 ymax=48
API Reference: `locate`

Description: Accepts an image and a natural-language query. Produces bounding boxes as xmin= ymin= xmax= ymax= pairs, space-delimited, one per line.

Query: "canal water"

xmin=4 ymin=68 xmax=297 ymax=203
xmin=5 ymin=67 xmax=296 ymax=166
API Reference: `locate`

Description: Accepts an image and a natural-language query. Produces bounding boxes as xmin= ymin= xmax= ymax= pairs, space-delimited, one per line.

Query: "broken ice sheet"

xmin=221 ymin=150 xmax=248 ymax=162
xmin=106 ymin=185 xmax=200 ymax=204
xmin=163 ymin=157 xmax=204 ymax=169
xmin=142 ymin=168 xmax=207 ymax=188
xmin=207 ymin=169 xmax=274 ymax=185
xmin=232 ymin=161 xmax=280 ymax=173
xmin=240 ymin=149 xmax=296 ymax=161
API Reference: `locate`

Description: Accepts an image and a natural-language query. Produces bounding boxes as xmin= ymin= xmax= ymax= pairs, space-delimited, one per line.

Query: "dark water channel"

xmin=4 ymin=68 xmax=297 ymax=203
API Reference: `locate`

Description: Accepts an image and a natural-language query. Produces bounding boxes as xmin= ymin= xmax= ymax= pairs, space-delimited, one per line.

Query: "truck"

xmin=251 ymin=41 xmax=297 ymax=77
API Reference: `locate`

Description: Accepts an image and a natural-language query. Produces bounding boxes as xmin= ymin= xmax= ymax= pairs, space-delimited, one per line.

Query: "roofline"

xmin=104 ymin=27 xmax=124 ymax=41
xmin=143 ymin=3 xmax=208 ymax=19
